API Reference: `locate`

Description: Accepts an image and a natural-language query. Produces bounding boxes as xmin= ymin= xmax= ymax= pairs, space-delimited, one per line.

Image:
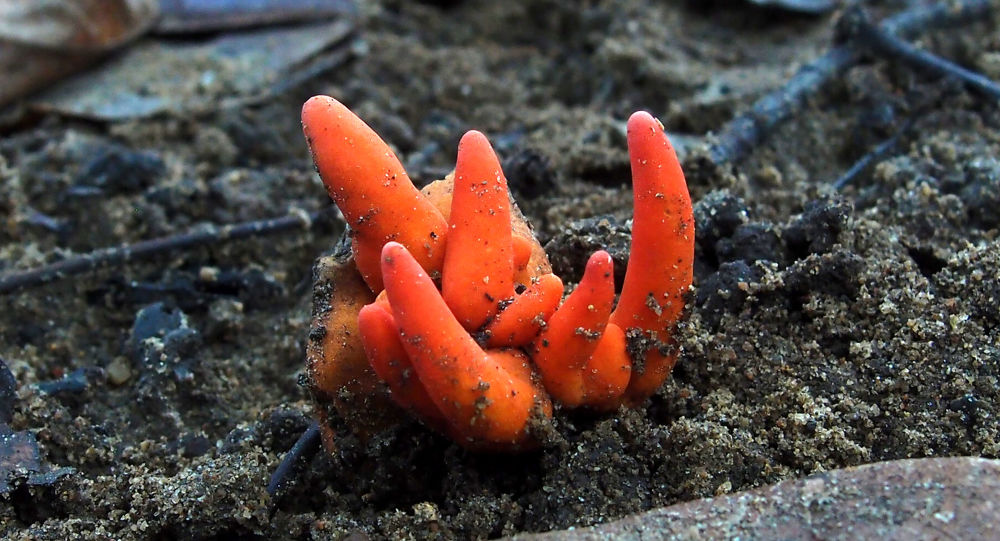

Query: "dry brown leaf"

xmin=0 ymin=0 xmax=158 ymax=106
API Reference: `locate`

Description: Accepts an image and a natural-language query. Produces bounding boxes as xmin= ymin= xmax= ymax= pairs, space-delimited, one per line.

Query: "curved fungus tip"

xmin=302 ymin=95 xmax=448 ymax=291
xmin=484 ymin=273 xmax=564 ymax=349
xmin=380 ymin=242 xmax=550 ymax=448
xmin=532 ymin=251 xmax=622 ymax=407
xmin=612 ymin=110 xmax=694 ymax=405
xmin=442 ymin=130 xmax=515 ymax=331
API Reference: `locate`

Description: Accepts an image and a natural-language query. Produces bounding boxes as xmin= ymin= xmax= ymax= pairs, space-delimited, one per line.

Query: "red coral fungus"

xmin=303 ymin=96 xmax=694 ymax=451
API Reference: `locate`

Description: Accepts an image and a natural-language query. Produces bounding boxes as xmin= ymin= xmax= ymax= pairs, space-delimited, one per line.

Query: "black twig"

xmin=708 ymin=0 xmax=994 ymax=165
xmin=832 ymin=118 xmax=915 ymax=191
xmin=267 ymin=422 xmax=322 ymax=498
xmin=0 ymin=207 xmax=337 ymax=294
xmin=847 ymin=7 xmax=1000 ymax=101
xmin=707 ymin=45 xmax=857 ymax=166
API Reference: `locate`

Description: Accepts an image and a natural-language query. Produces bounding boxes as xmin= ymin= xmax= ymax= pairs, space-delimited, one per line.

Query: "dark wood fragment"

xmin=708 ymin=0 xmax=993 ymax=166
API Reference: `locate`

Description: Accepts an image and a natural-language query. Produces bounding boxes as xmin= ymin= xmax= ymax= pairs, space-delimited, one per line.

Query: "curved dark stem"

xmin=0 ymin=207 xmax=337 ymax=294
xmin=708 ymin=0 xmax=995 ymax=166
xmin=267 ymin=422 xmax=322 ymax=498
xmin=0 ymin=358 xmax=16 ymax=428
xmin=832 ymin=118 xmax=915 ymax=191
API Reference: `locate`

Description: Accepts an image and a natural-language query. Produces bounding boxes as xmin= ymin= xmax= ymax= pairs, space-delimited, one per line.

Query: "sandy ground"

xmin=1 ymin=1 xmax=998 ymax=539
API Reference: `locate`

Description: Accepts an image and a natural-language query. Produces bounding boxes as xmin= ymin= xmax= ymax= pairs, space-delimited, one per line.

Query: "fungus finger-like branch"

xmin=511 ymin=235 xmax=534 ymax=273
xmin=358 ymin=303 xmax=448 ymax=430
xmin=611 ymin=112 xmax=694 ymax=405
xmin=581 ymin=322 xmax=630 ymax=410
xmin=533 ymin=251 xmax=618 ymax=407
xmin=484 ymin=273 xmax=563 ymax=348
xmin=442 ymin=130 xmax=515 ymax=331
xmin=302 ymin=95 xmax=449 ymax=291
xmin=380 ymin=242 xmax=550 ymax=449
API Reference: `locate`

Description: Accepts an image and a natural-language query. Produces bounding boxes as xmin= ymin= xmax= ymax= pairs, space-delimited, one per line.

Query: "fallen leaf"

xmin=0 ymin=0 xmax=158 ymax=105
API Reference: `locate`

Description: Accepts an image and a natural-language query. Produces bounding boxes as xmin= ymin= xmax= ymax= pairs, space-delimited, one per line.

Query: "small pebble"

xmin=106 ymin=357 xmax=132 ymax=386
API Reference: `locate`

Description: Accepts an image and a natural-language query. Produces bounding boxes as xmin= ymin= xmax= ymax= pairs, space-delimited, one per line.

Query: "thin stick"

xmin=0 ymin=207 xmax=337 ymax=294
xmin=847 ymin=7 xmax=1000 ymax=101
xmin=832 ymin=119 xmax=914 ymax=191
xmin=708 ymin=0 xmax=994 ymax=165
